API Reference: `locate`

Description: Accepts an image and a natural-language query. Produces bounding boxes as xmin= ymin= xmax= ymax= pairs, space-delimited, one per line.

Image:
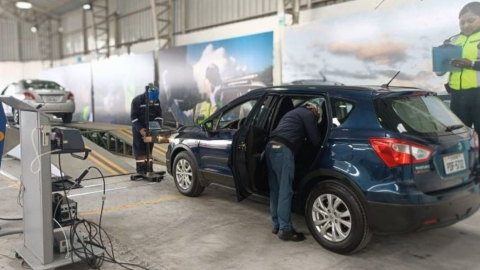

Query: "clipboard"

xmin=432 ymin=45 xmax=463 ymax=72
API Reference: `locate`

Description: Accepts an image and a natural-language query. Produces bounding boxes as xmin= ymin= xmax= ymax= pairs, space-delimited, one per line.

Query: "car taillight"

xmin=369 ymin=138 xmax=432 ymax=168
xmin=67 ymin=92 xmax=74 ymax=100
xmin=23 ymin=92 xmax=35 ymax=100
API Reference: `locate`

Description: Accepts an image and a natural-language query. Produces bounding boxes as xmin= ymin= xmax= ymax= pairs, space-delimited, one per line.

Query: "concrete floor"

xmin=1 ymin=157 xmax=480 ymax=270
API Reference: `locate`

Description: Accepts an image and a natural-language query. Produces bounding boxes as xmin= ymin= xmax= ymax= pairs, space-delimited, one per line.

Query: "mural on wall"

xmin=92 ymin=52 xmax=154 ymax=125
xmin=40 ymin=63 xmax=92 ymax=122
xmin=159 ymin=32 xmax=274 ymax=126
xmin=283 ymin=0 xmax=472 ymax=92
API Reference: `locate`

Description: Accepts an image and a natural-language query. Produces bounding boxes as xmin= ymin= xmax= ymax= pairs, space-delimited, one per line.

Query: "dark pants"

xmin=450 ymin=88 xmax=480 ymax=136
xmin=266 ymin=141 xmax=295 ymax=232
xmin=132 ymin=127 xmax=154 ymax=173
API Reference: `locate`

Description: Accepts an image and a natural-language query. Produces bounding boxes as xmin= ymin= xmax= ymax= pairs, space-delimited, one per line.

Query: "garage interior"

xmin=0 ymin=0 xmax=480 ymax=269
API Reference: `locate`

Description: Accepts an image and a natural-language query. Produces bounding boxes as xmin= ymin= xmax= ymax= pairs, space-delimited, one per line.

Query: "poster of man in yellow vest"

xmin=436 ymin=1 xmax=480 ymax=140
xmin=159 ymin=32 xmax=274 ymax=127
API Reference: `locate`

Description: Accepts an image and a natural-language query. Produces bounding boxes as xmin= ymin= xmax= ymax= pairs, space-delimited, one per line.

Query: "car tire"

xmin=173 ymin=152 xmax=205 ymax=197
xmin=62 ymin=113 xmax=73 ymax=124
xmin=305 ymin=180 xmax=372 ymax=254
xmin=13 ymin=109 xmax=19 ymax=125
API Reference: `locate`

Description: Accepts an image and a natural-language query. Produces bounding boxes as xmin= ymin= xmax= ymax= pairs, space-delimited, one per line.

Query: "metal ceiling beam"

xmin=90 ymin=0 xmax=110 ymax=58
xmin=150 ymin=0 xmax=174 ymax=85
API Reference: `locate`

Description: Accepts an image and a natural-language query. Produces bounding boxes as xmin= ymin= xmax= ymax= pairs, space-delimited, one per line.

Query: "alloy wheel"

xmin=175 ymin=159 xmax=193 ymax=190
xmin=312 ymin=194 xmax=352 ymax=242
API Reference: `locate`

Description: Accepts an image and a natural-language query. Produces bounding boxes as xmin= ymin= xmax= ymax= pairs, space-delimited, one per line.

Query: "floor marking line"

xmin=0 ymin=170 xmax=20 ymax=189
xmin=79 ymin=194 xmax=183 ymax=216
xmin=89 ymin=148 xmax=129 ymax=174
xmin=87 ymin=154 xmax=118 ymax=176
xmin=68 ymin=183 xmax=156 ymax=197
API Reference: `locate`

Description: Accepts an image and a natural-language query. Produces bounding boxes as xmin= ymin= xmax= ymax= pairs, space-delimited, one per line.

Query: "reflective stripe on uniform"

xmin=132 ymin=119 xmax=138 ymax=123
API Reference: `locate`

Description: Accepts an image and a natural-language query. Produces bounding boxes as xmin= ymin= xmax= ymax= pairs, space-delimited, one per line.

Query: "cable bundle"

xmin=58 ymin=160 xmax=149 ymax=270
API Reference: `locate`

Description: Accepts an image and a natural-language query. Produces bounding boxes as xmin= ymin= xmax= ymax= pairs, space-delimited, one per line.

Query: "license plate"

xmin=42 ymin=96 xmax=62 ymax=102
xmin=443 ymin=153 xmax=466 ymax=175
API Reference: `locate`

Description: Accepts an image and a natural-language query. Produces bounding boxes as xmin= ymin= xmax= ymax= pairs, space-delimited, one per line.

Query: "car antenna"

xmin=381 ymin=71 xmax=401 ymax=89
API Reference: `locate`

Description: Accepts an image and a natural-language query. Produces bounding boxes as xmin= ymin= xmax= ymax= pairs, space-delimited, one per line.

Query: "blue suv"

xmin=166 ymin=85 xmax=480 ymax=254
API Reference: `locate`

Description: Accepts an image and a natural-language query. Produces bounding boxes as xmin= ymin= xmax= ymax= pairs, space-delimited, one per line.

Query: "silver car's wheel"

xmin=175 ymin=159 xmax=192 ymax=190
xmin=13 ymin=109 xmax=19 ymax=125
xmin=312 ymin=194 xmax=352 ymax=242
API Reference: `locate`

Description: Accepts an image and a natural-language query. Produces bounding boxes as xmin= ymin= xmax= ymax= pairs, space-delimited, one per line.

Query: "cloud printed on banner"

xmin=327 ymin=41 xmax=409 ymax=66
xmin=192 ymin=44 xmax=248 ymax=94
xmin=282 ymin=0 xmax=471 ymax=92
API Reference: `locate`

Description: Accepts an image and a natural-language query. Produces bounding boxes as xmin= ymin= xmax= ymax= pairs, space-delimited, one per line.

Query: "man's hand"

xmin=140 ymin=128 xmax=146 ymax=137
xmin=451 ymin=58 xmax=474 ymax=69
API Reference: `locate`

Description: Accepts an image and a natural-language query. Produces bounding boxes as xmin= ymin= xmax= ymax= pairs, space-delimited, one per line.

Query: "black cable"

xmin=0 ymin=217 xmax=22 ymax=221
xmin=64 ymin=165 xmax=149 ymax=270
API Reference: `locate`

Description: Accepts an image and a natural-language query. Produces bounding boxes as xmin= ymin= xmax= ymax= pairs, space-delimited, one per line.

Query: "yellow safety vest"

xmin=194 ymin=101 xmax=214 ymax=124
xmin=449 ymin=31 xmax=480 ymax=90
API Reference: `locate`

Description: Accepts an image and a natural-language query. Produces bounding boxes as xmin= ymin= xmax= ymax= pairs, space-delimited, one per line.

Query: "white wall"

xmin=0 ymin=61 xmax=44 ymax=91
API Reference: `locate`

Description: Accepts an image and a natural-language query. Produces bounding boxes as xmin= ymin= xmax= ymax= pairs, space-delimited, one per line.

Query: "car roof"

xmin=245 ymin=85 xmax=435 ymax=98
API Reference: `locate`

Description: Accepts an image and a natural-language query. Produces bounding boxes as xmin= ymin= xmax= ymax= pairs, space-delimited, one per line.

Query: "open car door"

xmin=230 ymin=93 xmax=275 ymax=201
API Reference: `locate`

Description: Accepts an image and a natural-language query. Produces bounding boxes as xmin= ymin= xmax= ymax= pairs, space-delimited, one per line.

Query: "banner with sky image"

xmin=159 ymin=31 xmax=273 ymax=126
xmin=92 ymin=52 xmax=154 ymax=125
xmin=283 ymin=0 xmax=474 ymax=92
xmin=40 ymin=62 xmax=92 ymax=122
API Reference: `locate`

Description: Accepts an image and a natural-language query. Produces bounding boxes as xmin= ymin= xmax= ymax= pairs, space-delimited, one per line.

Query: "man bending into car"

xmin=266 ymin=101 xmax=323 ymax=241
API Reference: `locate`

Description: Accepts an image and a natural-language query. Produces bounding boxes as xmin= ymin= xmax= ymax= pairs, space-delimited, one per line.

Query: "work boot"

xmin=277 ymin=229 xmax=306 ymax=242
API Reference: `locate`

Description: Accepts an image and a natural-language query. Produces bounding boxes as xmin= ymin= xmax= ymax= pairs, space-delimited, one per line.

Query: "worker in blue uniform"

xmin=130 ymin=85 xmax=163 ymax=174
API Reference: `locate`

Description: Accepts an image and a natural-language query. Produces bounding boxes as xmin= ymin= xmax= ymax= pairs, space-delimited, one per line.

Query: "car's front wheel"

xmin=173 ymin=152 xmax=205 ymax=197
xmin=305 ymin=181 xmax=372 ymax=254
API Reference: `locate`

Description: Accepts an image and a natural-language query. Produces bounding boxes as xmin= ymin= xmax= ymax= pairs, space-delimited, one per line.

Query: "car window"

xmin=331 ymin=98 xmax=355 ymax=127
xmin=4 ymin=84 xmax=17 ymax=96
xmin=375 ymin=95 xmax=465 ymax=137
xmin=251 ymin=96 xmax=275 ymax=129
xmin=22 ymin=80 xmax=63 ymax=91
xmin=214 ymin=99 xmax=259 ymax=130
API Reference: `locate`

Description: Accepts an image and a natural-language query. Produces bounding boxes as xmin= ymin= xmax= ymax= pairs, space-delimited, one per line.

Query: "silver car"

xmin=1 ymin=80 xmax=75 ymax=124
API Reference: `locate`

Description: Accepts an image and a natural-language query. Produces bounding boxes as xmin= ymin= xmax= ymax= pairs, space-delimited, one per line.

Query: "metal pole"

xmin=182 ymin=0 xmax=186 ymax=34
xmin=274 ymin=0 xmax=285 ymax=85
xmin=150 ymin=0 xmax=160 ymax=85
xmin=17 ymin=21 xmax=22 ymax=61
xmin=106 ymin=0 xmax=110 ymax=58
xmin=83 ymin=10 xmax=88 ymax=55
xmin=292 ymin=0 xmax=300 ymax=24
xmin=307 ymin=0 xmax=312 ymax=9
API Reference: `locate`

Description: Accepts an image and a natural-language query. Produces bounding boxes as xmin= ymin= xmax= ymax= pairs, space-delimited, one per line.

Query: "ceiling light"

xmin=58 ymin=27 xmax=63 ymax=33
xmin=16 ymin=1 xmax=32 ymax=9
xmin=83 ymin=3 xmax=91 ymax=10
xmin=31 ymin=26 xmax=37 ymax=33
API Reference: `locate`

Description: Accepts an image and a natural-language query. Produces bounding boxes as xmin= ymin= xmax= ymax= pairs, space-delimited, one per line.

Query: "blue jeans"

xmin=266 ymin=141 xmax=295 ymax=232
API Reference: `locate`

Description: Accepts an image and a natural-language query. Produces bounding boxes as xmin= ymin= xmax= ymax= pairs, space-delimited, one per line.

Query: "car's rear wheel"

xmin=173 ymin=152 xmax=205 ymax=197
xmin=305 ymin=181 xmax=372 ymax=254
xmin=62 ymin=113 xmax=73 ymax=123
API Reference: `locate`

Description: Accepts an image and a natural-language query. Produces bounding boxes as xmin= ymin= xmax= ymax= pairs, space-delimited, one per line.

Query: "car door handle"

xmin=239 ymin=142 xmax=246 ymax=151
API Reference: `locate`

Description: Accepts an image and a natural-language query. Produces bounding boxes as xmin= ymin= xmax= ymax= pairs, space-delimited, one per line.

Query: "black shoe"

xmin=272 ymin=228 xmax=279 ymax=234
xmin=278 ymin=229 xmax=305 ymax=242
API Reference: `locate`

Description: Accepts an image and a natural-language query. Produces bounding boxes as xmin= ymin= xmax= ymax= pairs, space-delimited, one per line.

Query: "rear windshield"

xmin=23 ymin=81 xmax=63 ymax=90
xmin=375 ymin=95 xmax=466 ymax=137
